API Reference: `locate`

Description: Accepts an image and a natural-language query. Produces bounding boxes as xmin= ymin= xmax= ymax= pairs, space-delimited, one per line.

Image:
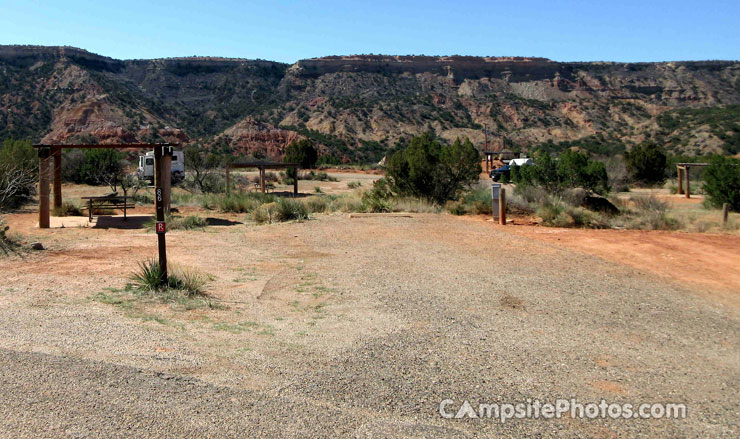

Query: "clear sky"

xmin=0 ymin=0 xmax=737 ymax=63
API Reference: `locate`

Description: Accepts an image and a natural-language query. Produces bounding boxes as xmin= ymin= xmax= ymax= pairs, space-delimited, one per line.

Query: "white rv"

xmin=137 ymin=150 xmax=185 ymax=183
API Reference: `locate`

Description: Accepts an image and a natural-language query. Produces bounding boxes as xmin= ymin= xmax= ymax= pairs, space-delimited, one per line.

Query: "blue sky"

xmin=0 ymin=0 xmax=737 ymax=63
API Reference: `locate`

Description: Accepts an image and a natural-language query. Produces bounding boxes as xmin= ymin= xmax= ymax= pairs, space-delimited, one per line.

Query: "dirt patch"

xmin=508 ymin=225 xmax=740 ymax=311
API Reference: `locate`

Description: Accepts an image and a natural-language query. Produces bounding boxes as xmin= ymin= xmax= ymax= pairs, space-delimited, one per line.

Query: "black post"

xmin=154 ymin=146 xmax=168 ymax=284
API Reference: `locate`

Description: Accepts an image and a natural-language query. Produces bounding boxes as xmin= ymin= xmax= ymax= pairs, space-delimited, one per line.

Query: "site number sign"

xmin=156 ymin=221 xmax=166 ymax=234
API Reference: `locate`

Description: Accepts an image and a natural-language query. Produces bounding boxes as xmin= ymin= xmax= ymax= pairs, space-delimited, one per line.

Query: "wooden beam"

xmin=685 ymin=167 xmax=691 ymax=199
xmin=294 ymin=172 xmax=298 ymax=196
xmin=677 ymin=166 xmax=684 ymax=195
xmin=52 ymin=147 xmax=62 ymax=209
xmin=38 ymin=148 xmax=51 ymax=228
xmin=499 ymin=188 xmax=506 ymax=225
xmin=33 ymin=143 xmax=179 ymax=149
xmin=227 ymin=162 xmax=299 ymax=170
xmin=154 ymin=146 xmax=168 ymax=283
xmin=260 ymin=168 xmax=266 ymax=193
xmin=162 ymin=148 xmax=172 ymax=214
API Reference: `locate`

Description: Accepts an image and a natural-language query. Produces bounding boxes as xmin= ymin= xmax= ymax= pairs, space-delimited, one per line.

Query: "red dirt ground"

xmin=505 ymin=224 xmax=740 ymax=311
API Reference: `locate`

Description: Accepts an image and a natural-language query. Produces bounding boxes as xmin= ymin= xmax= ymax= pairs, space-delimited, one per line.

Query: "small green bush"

xmin=347 ymin=181 xmax=362 ymax=189
xmin=702 ymin=156 xmax=740 ymax=210
xmin=624 ymin=142 xmax=667 ymax=185
xmin=274 ymin=198 xmax=309 ymax=221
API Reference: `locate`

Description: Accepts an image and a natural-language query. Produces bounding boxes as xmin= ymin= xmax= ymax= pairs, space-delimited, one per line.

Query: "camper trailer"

xmin=137 ymin=150 xmax=185 ymax=183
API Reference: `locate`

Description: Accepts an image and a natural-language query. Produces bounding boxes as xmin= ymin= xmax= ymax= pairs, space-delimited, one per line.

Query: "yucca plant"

xmin=131 ymin=258 xmax=167 ymax=290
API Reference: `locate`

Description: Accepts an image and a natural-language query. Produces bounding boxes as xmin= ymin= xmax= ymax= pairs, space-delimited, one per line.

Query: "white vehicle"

xmin=137 ymin=150 xmax=185 ymax=183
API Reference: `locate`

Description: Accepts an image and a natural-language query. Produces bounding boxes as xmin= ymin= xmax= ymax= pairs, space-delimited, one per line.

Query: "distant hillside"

xmin=2 ymin=45 xmax=740 ymax=162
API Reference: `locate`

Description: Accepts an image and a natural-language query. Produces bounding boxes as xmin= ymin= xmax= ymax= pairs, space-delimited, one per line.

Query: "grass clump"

xmin=347 ymin=181 xmax=362 ymax=189
xmin=131 ymin=258 xmax=209 ymax=297
xmin=144 ymin=214 xmax=207 ymax=231
xmin=52 ymin=202 xmax=83 ymax=217
xmin=274 ymin=198 xmax=309 ymax=221
xmin=202 ymin=192 xmax=275 ymax=213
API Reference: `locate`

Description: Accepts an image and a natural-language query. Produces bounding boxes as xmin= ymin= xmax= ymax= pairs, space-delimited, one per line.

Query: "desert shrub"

xmin=386 ymin=134 xmax=481 ymax=204
xmin=514 ymin=184 xmax=549 ymax=204
xmin=131 ymin=258 xmax=208 ymax=296
xmin=457 ymin=187 xmax=493 ymax=215
xmin=361 ymin=178 xmax=393 ymax=213
xmin=330 ymin=194 xmax=365 ymax=213
xmin=133 ymin=193 xmax=154 ymax=205
xmin=65 ymin=148 xmax=127 ymax=190
xmin=250 ymin=204 xmax=275 ymax=224
xmin=184 ymin=145 xmax=224 ymax=193
xmin=536 ymin=198 xmax=567 ymax=225
xmin=446 ymin=201 xmax=467 ymax=215
xmin=204 ymin=192 xmax=275 ymax=213
xmin=284 ymin=139 xmax=318 ymax=179
xmin=702 ymin=156 xmax=740 ymax=210
xmin=0 ymin=216 xmax=22 ymax=255
xmin=506 ymin=194 xmax=536 ymax=214
xmin=132 ymin=258 xmax=168 ymax=291
xmin=512 ymin=150 xmax=609 ymax=195
xmin=391 ymin=197 xmax=439 ymax=213
xmin=52 ymin=202 xmax=83 ymax=217
xmin=605 ymin=156 xmax=630 ymax=192
xmin=347 ymin=181 xmax=362 ymax=189
xmin=631 ymin=195 xmax=669 ymax=212
xmin=171 ymin=215 xmax=207 ymax=230
xmin=314 ymin=186 xmax=323 ymax=193
xmin=0 ymin=139 xmax=37 ymax=210
xmin=144 ymin=214 xmax=206 ymax=231
xmin=628 ymin=195 xmax=680 ymax=230
xmin=624 ymin=142 xmax=667 ymax=185
xmin=300 ymin=170 xmax=337 ymax=182
xmin=629 ymin=209 xmax=680 ymax=230
xmin=274 ymin=198 xmax=309 ymax=221
xmin=306 ymin=196 xmax=329 ymax=213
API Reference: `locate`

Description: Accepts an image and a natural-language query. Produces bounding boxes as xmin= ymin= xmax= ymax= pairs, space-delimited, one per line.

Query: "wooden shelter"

xmin=225 ymin=162 xmax=300 ymax=195
xmin=676 ymin=162 xmax=708 ymax=199
xmin=33 ymin=143 xmax=178 ymax=228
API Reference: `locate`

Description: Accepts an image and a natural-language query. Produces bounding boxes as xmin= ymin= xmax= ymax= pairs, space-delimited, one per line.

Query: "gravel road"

xmin=1 ymin=213 xmax=739 ymax=438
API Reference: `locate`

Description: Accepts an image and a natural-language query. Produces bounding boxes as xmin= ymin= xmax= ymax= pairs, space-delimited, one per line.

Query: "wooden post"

xmin=685 ymin=166 xmax=690 ymax=199
xmin=52 ymin=147 xmax=62 ymax=209
xmin=723 ymin=203 xmax=730 ymax=226
xmin=38 ymin=147 xmax=51 ymax=228
xmin=677 ymin=166 xmax=684 ymax=195
xmin=260 ymin=168 xmax=266 ymax=193
xmin=293 ymin=167 xmax=298 ymax=196
xmin=154 ymin=146 xmax=168 ymax=284
xmin=499 ymin=188 xmax=506 ymax=225
xmin=161 ymin=148 xmax=172 ymax=214
xmin=225 ymin=168 xmax=231 ymax=194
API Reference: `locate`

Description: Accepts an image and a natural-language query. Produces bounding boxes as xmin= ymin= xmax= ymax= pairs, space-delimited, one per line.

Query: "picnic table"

xmin=81 ymin=193 xmax=135 ymax=221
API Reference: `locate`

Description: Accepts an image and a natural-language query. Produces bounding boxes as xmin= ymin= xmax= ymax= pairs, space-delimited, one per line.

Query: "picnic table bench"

xmin=81 ymin=193 xmax=135 ymax=221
